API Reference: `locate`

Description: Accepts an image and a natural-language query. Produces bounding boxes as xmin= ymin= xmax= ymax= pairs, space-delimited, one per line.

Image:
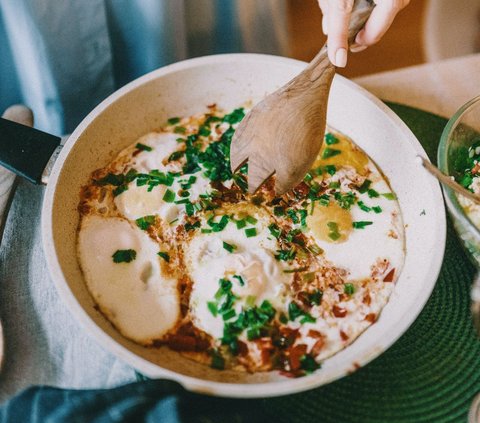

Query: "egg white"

xmin=77 ymin=215 xmax=179 ymax=343
xmin=185 ymin=210 xmax=292 ymax=340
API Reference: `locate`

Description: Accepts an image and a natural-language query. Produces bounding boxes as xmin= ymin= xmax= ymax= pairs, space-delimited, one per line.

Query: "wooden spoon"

xmin=230 ymin=0 xmax=375 ymax=195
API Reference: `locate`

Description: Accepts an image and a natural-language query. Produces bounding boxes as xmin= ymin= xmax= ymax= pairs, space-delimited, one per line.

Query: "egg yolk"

xmin=306 ymin=201 xmax=353 ymax=243
xmin=315 ymin=132 xmax=369 ymax=175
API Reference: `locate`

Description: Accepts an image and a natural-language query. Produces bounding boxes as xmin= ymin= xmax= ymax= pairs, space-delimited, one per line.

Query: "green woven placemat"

xmin=261 ymin=103 xmax=480 ymax=422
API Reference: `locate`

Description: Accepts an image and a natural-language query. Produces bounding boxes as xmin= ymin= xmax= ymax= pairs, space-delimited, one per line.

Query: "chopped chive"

xmin=268 ymin=223 xmax=281 ymax=239
xmin=167 ymin=117 xmax=181 ymax=125
xmin=157 ymin=251 xmax=170 ymax=262
xmin=300 ymin=354 xmax=320 ymax=373
xmin=357 ymin=201 xmax=371 ymax=212
xmin=344 ymin=283 xmax=355 ymax=295
xmin=328 ymin=231 xmax=341 ymax=241
xmin=207 ymin=215 xmax=229 ymax=232
xmin=245 ymin=228 xmax=257 ymax=238
xmin=210 ymin=350 xmax=225 ymax=370
xmin=162 ymin=189 xmax=175 ymax=203
xmin=112 ymin=249 xmax=136 ymax=263
xmin=327 ymin=221 xmax=339 ymax=231
xmin=322 ymin=148 xmax=341 ymax=159
xmin=247 ymin=327 xmax=261 ymax=341
xmin=246 ymin=295 xmax=256 ymax=307
xmin=352 ymin=221 xmax=373 ymax=229
xmin=235 ymin=219 xmax=247 ymax=229
xmin=246 ymin=215 xmax=258 ymax=225
xmin=372 ymin=206 xmax=382 ymax=214
xmin=185 ymin=202 xmax=194 ymax=216
xmin=174 ymin=126 xmax=186 ymax=134
xmin=135 ymin=215 xmax=156 ymax=230
xmin=168 ymin=150 xmax=184 ymax=162
xmin=367 ymin=189 xmax=380 ymax=198
xmin=207 ymin=301 xmax=218 ymax=317
xmin=185 ymin=221 xmax=201 ymax=231
xmin=308 ymin=289 xmax=323 ymax=305
xmin=325 ymin=133 xmax=339 ymax=145
xmin=329 ymin=181 xmax=340 ymax=189
xmin=279 ymin=313 xmax=288 ymax=324
xmin=233 ymin=275 xmax=245 ymax=286
xmin=201 ymin=228 xmax=212 ymax=233
xmin=325 ymin=165 xmax=336 ymax=175
xmin=357 ymin=179 xmax=372 ymax=193
xmin=381 ymin=192 xmax=397 ymax=200
xmin=198 ymin=126 xmax=211 ymax=137
xmin=135 ymin=143 xmax=152 ymax=152
xmin=304 ymin=172 xmax=313 ymax=182
xmin=222 ymin=309 xmax=236 ymax=321
xmin=273 ymin=206 xmax=285 ymax=216
xmin=113 ymin=185 xmax=128 ymax=197
xmin=223 ymin=241 xmax=237 ymax=253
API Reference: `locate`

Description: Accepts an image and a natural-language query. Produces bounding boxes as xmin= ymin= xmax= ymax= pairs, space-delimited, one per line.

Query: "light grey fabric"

xmin=0 ymin=180 xmax=136 ymax=403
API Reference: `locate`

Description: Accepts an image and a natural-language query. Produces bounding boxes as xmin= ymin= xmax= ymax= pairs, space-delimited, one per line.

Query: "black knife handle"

xmin=0 ymin=118 xmax=61 ymax=184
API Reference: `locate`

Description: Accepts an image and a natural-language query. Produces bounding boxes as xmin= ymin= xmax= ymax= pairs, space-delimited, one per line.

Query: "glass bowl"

xmin=438 ymin=94 xmax=480 ymax=266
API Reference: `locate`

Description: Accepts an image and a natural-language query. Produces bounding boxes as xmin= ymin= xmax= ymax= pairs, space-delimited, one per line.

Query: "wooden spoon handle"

xmin=308 ymin=0 xmax=375 ymax=81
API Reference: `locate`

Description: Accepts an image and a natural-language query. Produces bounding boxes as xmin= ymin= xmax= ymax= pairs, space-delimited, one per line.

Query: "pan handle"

xmin=0 ymin=115 xmax=61 ymax=185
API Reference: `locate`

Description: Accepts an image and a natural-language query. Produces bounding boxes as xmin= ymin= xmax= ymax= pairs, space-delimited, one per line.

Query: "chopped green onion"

xmin=353 ymin=221 xmax=373 ymax=229
xmin=246 ymin=215 xmax=258 ymax=225
xmin=300 ymin=354 xmax=320 ymax=373
xmin=344 ymin=283 xmax=355 ymax=295
xmin=222 ymin=309 xmax=236 ymax=321
xmin=185 ymin=202 xmax=194 ymax=216
xmin=308 ymin=289 xmax=323 ymax=305
xmin=174 ymin=126 xmax=186 ymax=134
xmin=235 ymin=219 xmax=247 ymax=229
xmin=268 ymin=223 xmax=281 ymax=239
xmin=135 ymin=143 xmax=152 ymax=152
xmin=157 ymin=251 xmax=170 ymax=262
xmin=207 ymin=301 xmax=218 ymax=317
xmin=245 ymin=228 xmax=257 ymax=238
xmin=273 ymin=206 xmax=285 ymax=216
xmin=201 ymin=228 xmax=213 ymax=233
xmin=357 ymin=179 xmax=372 ymax=193
xmin=223 ymin=241 xmax=237 ymax=253
xmin=135 ymin=215 xmax=156 ymax=230
xmin=322 ymin=148 xmax=341 ymax=159
xmin=210 ymin=350 xmax=225 ymax=370
xmin=162 ymin=189 xmax=175 ymax=203
xmin=367 ymin=189 xmax=379 ymax=198
xmin=357 ymin=201 xmax=371 ymax=212
xmin=233 ymin=275 xmax=245 ymax=286
xmin=381 ymin=192 xmax=397 ymax=200
xmin=372 ymin=206 xmax=382 ymax=214
xmin=167 ymin=117 xmax=181 ymax=125
xmin=112 ymin=249 xmax=136 ymax=263
xmin=168 ymin=150 xmax=184 ymax=162
xmin=325 ymin=165 xmax=336 ymax=175
xmin=325 ymin=133 xmax=339 ymax=145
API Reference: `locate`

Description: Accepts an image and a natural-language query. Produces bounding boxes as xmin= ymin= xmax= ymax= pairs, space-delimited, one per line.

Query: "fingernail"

xmin=335 ymin=48 xmax=347 ymax=68
xmin=350 ymin=44 xmax=367 ymax=53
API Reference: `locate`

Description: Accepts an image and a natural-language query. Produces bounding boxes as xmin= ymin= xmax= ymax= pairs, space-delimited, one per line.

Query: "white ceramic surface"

xmin=41 ymin=54 xmax=446 ymax=398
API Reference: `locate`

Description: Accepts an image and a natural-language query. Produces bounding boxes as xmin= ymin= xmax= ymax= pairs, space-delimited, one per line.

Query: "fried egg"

xmin=77 ymin=215 xmax=179 ymax=343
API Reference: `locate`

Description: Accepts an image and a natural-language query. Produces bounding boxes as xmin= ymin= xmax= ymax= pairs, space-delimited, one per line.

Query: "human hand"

xmin=318 ymin=0 xmax=410 ymax=67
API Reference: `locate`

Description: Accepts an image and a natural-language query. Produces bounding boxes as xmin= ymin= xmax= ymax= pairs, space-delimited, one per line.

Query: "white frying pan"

xmin=0 ymin=54 xmax=446 ymax=397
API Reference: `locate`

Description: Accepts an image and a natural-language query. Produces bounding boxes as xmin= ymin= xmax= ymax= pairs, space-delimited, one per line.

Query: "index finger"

xmin=355 ymin=0 xmax=409 ymax=46
xmin=326 ymin=0 xmax=354 ymax=67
